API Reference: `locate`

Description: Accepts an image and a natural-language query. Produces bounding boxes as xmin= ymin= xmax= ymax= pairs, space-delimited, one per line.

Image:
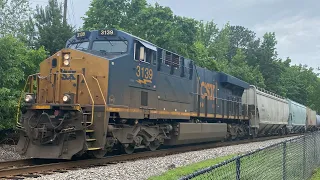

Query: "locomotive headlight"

xmin=62 ymin=94 xmax=71 ymax=102
xmin=63 ymin=53 xmax=70 ymax=60
xmin=24 ymin=94 xmax=35 ymax=103
xmin=63 ymin=59 xmax=70 ymax=66
xmin=25 ymin=94 xmax=33 ymax=102
xmin=63 ymin=53 xmax=70 ymax=66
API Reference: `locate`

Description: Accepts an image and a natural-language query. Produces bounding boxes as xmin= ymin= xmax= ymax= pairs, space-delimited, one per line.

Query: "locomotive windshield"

xmin=92 ymin=40 xmax=128 ymax=53
xmin=66 ymin=30 xmax=130 ymax=58
xmin=68 ymin=41 xmax=89 ymax=50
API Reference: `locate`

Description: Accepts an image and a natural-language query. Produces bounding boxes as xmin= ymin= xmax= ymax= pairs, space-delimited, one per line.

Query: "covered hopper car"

xmin=287 ymin=99 xmax=307 ymax=133
xmin=242 ymin=86 xmax=289 ymax=136
xmin=316 ymin=115 xmax=320 ymax=127
xmin=306 ymin=108 xmax=317 ymax=131
xmin=16 ymin=29 xmax=319 ymax=160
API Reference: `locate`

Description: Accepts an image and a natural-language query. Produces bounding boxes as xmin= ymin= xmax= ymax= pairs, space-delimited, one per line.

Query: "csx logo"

xmin=200 ymin=82 xmax=215 ymax=100
xmin=61 ymin=70 xmax=76 ymax=80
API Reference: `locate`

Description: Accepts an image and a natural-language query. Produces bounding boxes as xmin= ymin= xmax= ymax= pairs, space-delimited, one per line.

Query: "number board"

xmin=99 ymin=29 xmax=117 ymax=36
xmin=135 ymin=65 xmax=153 ymax=85
xmin=75 ymin=31 xmax=90 ymax=39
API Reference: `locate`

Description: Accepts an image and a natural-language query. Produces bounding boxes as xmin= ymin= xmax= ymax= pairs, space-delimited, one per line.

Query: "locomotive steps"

xmin=0 ymin=134 xmax=300 ymax=179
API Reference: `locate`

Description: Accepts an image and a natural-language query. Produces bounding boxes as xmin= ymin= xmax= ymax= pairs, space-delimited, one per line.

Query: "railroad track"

xmin=0 ymin=134 xmax=300 ymax=179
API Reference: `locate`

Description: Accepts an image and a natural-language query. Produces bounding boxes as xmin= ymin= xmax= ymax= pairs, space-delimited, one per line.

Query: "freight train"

xmin=16 ymin=29 xmax=319 ymax=159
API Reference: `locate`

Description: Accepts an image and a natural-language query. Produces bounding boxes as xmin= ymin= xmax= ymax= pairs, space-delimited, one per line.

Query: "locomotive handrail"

xmin=58 ymin=72 xmax=95 ymax=127
xmin=16 ymin=72 xmax=96 ymax=127
xmin=92 ymin=76 xmax=107 ymax=123
xmin=16 ymin=73 xmax=40 ymax=126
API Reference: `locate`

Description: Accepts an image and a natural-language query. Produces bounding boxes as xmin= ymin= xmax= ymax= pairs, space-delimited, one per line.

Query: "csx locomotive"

xmin=16 ymin=29 xmax=318 ymax=159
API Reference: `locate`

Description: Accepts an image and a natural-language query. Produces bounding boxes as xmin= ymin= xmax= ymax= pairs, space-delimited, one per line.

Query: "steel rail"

xmin=0 ymin=134 xmax=300 ymax=179
xmin=0 ymin=159 xmax=34 ymax=170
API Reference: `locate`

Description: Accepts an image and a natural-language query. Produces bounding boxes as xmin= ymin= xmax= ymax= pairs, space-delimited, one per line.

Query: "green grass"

xmin=311 ymin=168 xmax=320 ymax=180
xmin=147 ymin=154 xmax=238 ymax=180
xmin=149 ymin=136 xmax=320 ymax=180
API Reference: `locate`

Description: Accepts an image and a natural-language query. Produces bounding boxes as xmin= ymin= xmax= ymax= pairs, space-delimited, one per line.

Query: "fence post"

xmin=314 ymin=133 xmax=317 ymax=168
xmin=236 ymin=157 xmax=241 ymax=180
xmin=303 ymin=135 xmax=306 ymax=178
xmin=283 ymin=142 xmax=286 ymax=180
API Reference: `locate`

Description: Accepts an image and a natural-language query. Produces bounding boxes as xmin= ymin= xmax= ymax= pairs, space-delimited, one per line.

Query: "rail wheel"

xmin=123 ymin=144 xmax=135 ymax=154
xmin=90 ymin=150 xmax=108 ymax=158
xmin=148 ymin=139 xmax=160 ymax=151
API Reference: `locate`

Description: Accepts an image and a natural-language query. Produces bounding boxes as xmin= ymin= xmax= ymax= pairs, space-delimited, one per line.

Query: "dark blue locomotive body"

xmin=16 ymin=29 xmax=254 ymax=159
xmin=67 ymin=30 xmax=250 ymax=122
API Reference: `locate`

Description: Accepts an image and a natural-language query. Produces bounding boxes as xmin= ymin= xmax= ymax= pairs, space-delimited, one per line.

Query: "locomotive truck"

xmin=16 ymin=29 xmax=318 ymax=159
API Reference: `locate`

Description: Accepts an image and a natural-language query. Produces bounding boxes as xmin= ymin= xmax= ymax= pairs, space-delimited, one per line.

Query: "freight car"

xmin=306 ymin=107 xmax=317 ymax=131
xmin=287 ymin=99 xmax=307 ymax=133
xmin=15 ymin=29 xmax=318 ymax=160
xmin=317 ymin=115 xmax=320 ymax=128
xmin=242 ymin=86 xmax=289 ymax=136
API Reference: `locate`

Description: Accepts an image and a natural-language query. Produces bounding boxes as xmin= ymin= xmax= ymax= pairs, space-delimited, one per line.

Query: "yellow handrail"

xmin=16 ymin=74 xmax=39 ymax=126
xmin=92 ymin=76 xmax=107 ymax=122
xmin=16 ymin=72 xmax=96 ymax=127
xmin=60 ymin=73 xmax=95 ymax=127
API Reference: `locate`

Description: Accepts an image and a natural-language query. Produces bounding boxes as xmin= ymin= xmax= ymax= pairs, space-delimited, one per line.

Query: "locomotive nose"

xmin=35 ymin=48 xmax=110 ymax=106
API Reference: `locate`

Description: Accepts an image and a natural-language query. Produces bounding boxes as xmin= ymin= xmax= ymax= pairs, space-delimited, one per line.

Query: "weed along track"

xmin=0 ymin=134 xmax=299 ymax=179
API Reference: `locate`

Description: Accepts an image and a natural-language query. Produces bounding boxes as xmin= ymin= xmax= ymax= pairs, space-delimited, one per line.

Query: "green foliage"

xmin=34 ymin=0 xmax=74 ymax=55
xmin=0 ymin=0 xmax=31 ymax=38
xmin=82 ymin=0 xmax=199 ymax=58
xmin=148 ymin=154 xmax=237 ymax=180
xmin=82 ymin=0 xmax=320 ymax=113
xmin=0 ymin=36 xmax=47 ymax=129
xmin=225 ymin=49 xmax=265 ymax=87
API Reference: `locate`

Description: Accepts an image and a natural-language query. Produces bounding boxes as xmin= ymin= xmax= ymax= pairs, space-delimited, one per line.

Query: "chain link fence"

xmin=179 ymin=132 xmax=320 ymax=180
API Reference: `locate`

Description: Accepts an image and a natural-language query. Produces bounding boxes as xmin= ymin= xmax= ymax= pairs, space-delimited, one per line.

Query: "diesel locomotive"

xmin=16 ymin=29 xmax=318 ymax=159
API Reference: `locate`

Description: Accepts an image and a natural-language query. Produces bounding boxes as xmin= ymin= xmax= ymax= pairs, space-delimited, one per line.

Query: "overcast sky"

xmin=30 ymin=0 xmax=320 ymax=70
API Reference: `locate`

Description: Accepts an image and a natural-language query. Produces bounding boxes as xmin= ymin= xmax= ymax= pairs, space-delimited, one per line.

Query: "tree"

xmin=228 ymin=25 xmax=256 ymax=61
xmin=207 ymin=23 xmax=231 ymax=71
xmin=82 ymin=0 xmax=129 ymax=30
xmin=255 ymin=32 xmax=286 ymax=94
xmin=0 ymin=35 xmax=47 ymax=129
xmin=34 ymin=0 xmax=74 ymax=55
xmin=226 ymin=49 xmax=265 ymax=87
xmin=0 ymin=0 xmax=31 ymax=38
xmin=82 ymin=0 xmax=319 ymax=113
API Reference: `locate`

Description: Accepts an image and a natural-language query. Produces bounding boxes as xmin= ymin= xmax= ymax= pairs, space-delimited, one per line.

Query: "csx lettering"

xmin=136 ymin=66 xmax=153 ymax=80
xmin=200 ymin=82 xmax=215 ymax=100
xmin=61 ymin=70 xmax=76 ymax=80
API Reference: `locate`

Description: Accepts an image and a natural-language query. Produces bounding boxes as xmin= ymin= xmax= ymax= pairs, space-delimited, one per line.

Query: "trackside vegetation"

xmin=0 ymin=0 xmax=319 ymax=131
xmin=147 ymin=154 xmax=237 ymax=180
xmin=311 ymin=168 xmax=320 ymax=180
xmin=170 ymin=134 xmax=320 ymax=180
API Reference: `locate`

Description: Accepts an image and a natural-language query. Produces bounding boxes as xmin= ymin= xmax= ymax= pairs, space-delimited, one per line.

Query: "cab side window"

xmin=134 ymin=42 xmax=142 ymax=61
xmin=134 ymin=40 xmax=156 ymax=65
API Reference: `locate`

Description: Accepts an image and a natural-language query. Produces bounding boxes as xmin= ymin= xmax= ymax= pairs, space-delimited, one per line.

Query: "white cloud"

xmin=253 ymin=14 xmax=320 ymax=68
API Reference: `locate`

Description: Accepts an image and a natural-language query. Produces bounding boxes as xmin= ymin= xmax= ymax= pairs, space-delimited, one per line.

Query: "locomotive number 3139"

xmin=136 ymin=65 xmax=153 ymax=80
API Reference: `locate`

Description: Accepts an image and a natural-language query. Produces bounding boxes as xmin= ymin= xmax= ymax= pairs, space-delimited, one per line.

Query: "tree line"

xmin=0 ymin=0 xmax=318 ymax=129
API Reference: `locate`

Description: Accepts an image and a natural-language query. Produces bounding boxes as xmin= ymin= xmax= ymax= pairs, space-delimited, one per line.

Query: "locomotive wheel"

xmin=123 ymin=144 xmax=135 ymax=154
xmin=148 ymin=140 xmax=160 ymax=151
xmin=90 ymin=150 xmax=107 ymax=158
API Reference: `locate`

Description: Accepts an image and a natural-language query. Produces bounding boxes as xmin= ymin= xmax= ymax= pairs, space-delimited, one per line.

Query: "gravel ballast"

xmin=0 ymin=145 xmax=24 ymax=162
xmin=25 ymin=136 xmax=299 ymax=180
